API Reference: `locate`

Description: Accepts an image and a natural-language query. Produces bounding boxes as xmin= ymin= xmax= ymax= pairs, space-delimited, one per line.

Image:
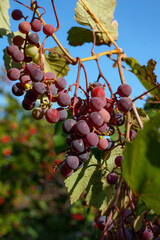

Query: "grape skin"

xmin=115 ymin=155 xmax=123 ymax=167
xmin=78 ymin=151 xmax=90 ymax=162
xmin=7 ymin=68 xmax=20 ymax=81
xmin=85 ymin=132 xmax=98 ymax=147
xmin=97 ymin=138 xmax=109 ymax=150
xmin=12 ymin=50 xmax=24 ymax=62
xmin=62 ymin=119 xmax=76 ymax=134
xmin=19 ymin=21 xmax=31 ymax=34
xmin=11 ymin=9 xmax=23 ymax=20
xmin=89 ymin=97 xmax=104 ymax=111
xmin=118 ymin=97 xmax=133 ymax=113
xmin=43 ymin=24 xmax=54 ymax=36
xmin=91 ymin=87 xmax=106 ymax=99
xmin=25 ymin=45 xmax=38 ymax=57
xmin=12 ymin=83 xmax=25 ymax=96
xmin=22 ymin=100 xmax=35 ymax=110
xmin=142 ymin=229 xmax=153 ymax=240
xmin=31 ymin=20 xmax=42 ymax=32
xmin=99 ymin=108 xmax=111 ymax=123
xmin=25 ymin=89 xmax=38 ymax=104
xmin=55 ymin=77 xmax=67 ymax=90
xmin=60 ymin=164 xmax=73 ymax=178
xmin=33 ymin=82 xmax=45 ymax=95
xmin=7 ymin=45 xmax=19 ymax=56
xmin=26 ymin=63 xmax=38 ymax=74
xmin=20 ymin=75 xmax=32 ymax=86
xmin=106 ymin=139 xmax=115 ymax=150
xmin=74 ymin=120 xmax=90 ymax=137
xmin=57 ymin=92 xmax=71 ymax=107
xmin=45 ymin=108 xmax=60 ymax=123
xmin=56 ymin=108 xmax=68 ymax=121
xmin=89 ymin=112 xmax=104 ymax=128
xmin=65 ymin=155 xmax=79 ymax=170
xmin=107 ymin=173 xmax=118 ymax=185
xmin=28 ymin=33 xmax=39 ymax=45
xmin=96 ymin=216 xmax=113 ymax=231
xmin=13 ymin=35 xmax=24 ymax=46
xmin=30 ymin=69 xmax=43 ymax=82
xmin=71 ymin=138 xmax=85 ymax=153
xmin=32 ymin=108 xmax=44 ymax=120
xmin=45 ymin=72 xmax=56 ymax=81
xmin=117 ymin=84 xmax=132 ymax=97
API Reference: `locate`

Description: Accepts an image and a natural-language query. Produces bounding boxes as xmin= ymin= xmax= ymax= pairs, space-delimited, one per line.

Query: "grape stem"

xmin=50 ymin=0 xmax=60 ymax=32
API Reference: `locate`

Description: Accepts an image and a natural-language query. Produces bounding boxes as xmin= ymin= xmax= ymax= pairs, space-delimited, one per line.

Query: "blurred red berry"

xmin=10 ymin=121 xmax=18 ymax=129
xmin=0 ymin=196 xmax=5 ymax=206
xmin=71 ymin=213 xmax=84 ymax=221
xmin=3 ymin=148 xmax=12 ymax=156
xmin=1 ymin=135 xmax=11 ymax=143
xmin=29 ymin=126 xmax=37 ymax=135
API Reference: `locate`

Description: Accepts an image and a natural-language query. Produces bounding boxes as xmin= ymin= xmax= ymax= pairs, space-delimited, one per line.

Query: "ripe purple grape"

xmin=12 ymin=50 xmax=24 ymax=62
xmin=11 ymin=9 xmax=23 ymax=20
xmin=31 ymin=20 xmax=42 ymax=32
xmin=45 ymin=72 xmax=56 ymax=81
xmin=62 ymin=119 xmax=76 ymax=134
xmin=97 ymin=123 xmax=108 ymax=133
xmin=24 ymin=89 xmax=38 ymax=104
xmin=28 ymin=33 xmax=39 ymax=45
xmin=45 ymin=108 xmax=60 ymax=123
xmin=55 ymin=77 xmax=67 ymax=90
xmin=142 ymin=229 xmax=153 ymax=240
xmin=115 ymin=112 xmax=125 ymax=126
xmin=89 ymin=97 xmax=104 ymax=111
xmin=13 ymin=35 xmax=24 ymax=46
xmin=30 ymin=68 xmax=43 ymax=82
xmin=117 ymin=84 xmax=132 ymax=97
xmin=32 ymin=108 xmax=44 ymax=120
xmin=89 ymin=112 xmax=104 ymax=127
xmin=71 ymin=138 xmax=85 ymax=153
xmin=60 ymin=163 xmax=73 ymax=178
xmin=96 ymin=216 xmax=113 ymax=231
xmin=106 ymin=139 xmax=115 ymax=150
xmin=74 ymin=120 xmax=90 ymax=137
xmin=118 ymin=97 xmax=133 ymax=113
xmin=43 ymin=24 xmax=54 ymax=36
xmin=91 ymin=82 xmax=103 ymax=89
xmin=115 ymin=155 xmax=123 ymax=167
xmin=57 ymin=92 xmax=71 ymax=107
xmin=84 ymin=132 xmax=98 ymax=147
xmin=22 ymin=100 xmax=35 ymax=110
xmin=107 ymin=173 xmax=118 ymax=185
xmin=32 ymin=82 xmax=45 ymax=95
xmin=47 ymin=84 xmax=57 ymax=96
xmin=12 ymin=83 xmax=25 ymax=96
xmin=20 ymin=75 xmax=32 ymax=86
xmin=99 ymin=108 xmax=111 ymax=123
xmin=26 ymin=63 xmax=38 ymax=74
xmin=7 ymin=68 xmax=20 ymax=81
xmin=19 ymin=21 xmax=31 ymax=34
xmin=65 ymin=155 xmax=79 ymax=170
xmin=7 ymin=45 xmax=19 ymax=56
xmin=78 ymin=151 xmax=90 ymax=162
xmin=56 ymin=108 xmax=68 ymax=121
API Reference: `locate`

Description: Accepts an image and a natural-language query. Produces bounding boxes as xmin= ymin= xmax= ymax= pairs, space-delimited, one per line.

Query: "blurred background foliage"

xmin=0 ymin=68 xmax=99 ymax=240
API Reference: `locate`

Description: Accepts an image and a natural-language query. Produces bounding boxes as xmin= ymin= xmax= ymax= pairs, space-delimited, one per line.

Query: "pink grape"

xmin=97 ymin=138 xmax=108 ymax=150
xmin=31 ymin=20 xmax=42 ymax=32
xmin=84 ymin=132 xmax=98 ymax=147
xmin=7 ymin=68 xmax=20 ymax=81
xmin=30 ymin=68 xmax=43 ymax=82
xmin=45 ymin=108 xmax=60 ymax=123
xmin=19 ymin=21 xmax=31 ymax=34
xmin=99 ymin=108 xmax=111 ymax=123
xmin=89 ymin=112 xmax=104 ymax=127
xmin=55 ymin=77 xmax=67 ymax=90
xmin=91 ymin=87 xmax=105 ymax=99
xmin=117 ymin=84 xmax=132 ymax=97
xmin=57 ymin=92 xmax=71 ymax=107
xmin=43 ymin=24 xmax=54 ymax=36
xmin=65 ymin=155 xmax=79 ymax=170
xmin=12 ymin=50 xmax=24 ymax=62
xmin=56 ymin=108 xmax=68 ymax=121
xmin=89 ymin=97 xmax=104 ymax=111
xmin=7 ymin=45 xmax=19 ymax=56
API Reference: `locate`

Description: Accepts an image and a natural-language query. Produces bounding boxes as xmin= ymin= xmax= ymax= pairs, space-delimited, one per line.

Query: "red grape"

xmin=57 ymin=92 xmax=71 ymax=107
xmin=99 ymin=108 xmax=111 ymax=123
xmin=7 ymin=45 xmax=19 ymax=56
xmin=43 ymin=24 xmax=54 ymax=36
xmin=97 ymin=138 xmax=108 ymax=150
xmin=19 ymin=21 xmax=31 ymax=34
xmin=74 ymin=120 xmax=90 ymax=136
xmin=28 ymin=33 xmax=39 ymax=45
xmin=55 ymin=77 xmax=67 ymax=90
xmin=7 ymin=68 xmax=20 ymax=81
xmin=84 ymin=132 xmax=98 ymax=147
xmin=30 ymin=68 xmax=43 ymax=82
xmin=65 ymin=155 xmax=79 ymax=170
xmin=60 ymin=163 xmax=73 ymax=178
xmin=12 ymin=83 xmax=25 ymax=96
xmin=117 ymin=84 xmax=132 ymax=97
xmin=12 ymin=50 xmax=24 ymax=62
xmin=31 ymin=20 xmax=42 ymax=32
xmin=13 ymin=35 xmax=24 ymax=46
xmin=62 ymin=119 xmax=76 ymax=134
xmin=91 ymin=87 xmax=106 ymax=99
xmin=45 ymin=108 xmax=60 ymax=123
xmin=89 ymin=112 xmax=104 ymax=127
xmin=89 ymin=97 xmax=104 ymax=111
xmin=56 ymin=108 xmax=68 ymax=121
xmin=32 ymin=82 xmax=45 ymax=95
xmin=115 ymin=155 xmax=123 ymax=167
xmin=32 ymin=108 xmax=44 ymax=120
xmin=118 ymin=97 xmax=133 ymax=113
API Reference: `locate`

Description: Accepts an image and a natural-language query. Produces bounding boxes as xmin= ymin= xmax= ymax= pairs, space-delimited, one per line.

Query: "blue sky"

xmin=1 ymin=0 xmax=160 ymax=109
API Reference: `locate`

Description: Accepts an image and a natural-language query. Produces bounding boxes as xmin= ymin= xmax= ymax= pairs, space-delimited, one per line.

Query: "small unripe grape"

xmin=19 ymin=21 xmax=31 ymax=34
xmin=25 ymin=45 xmax=38 ymax=57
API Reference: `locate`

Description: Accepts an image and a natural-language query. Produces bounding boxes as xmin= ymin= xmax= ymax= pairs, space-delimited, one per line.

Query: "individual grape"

xmin=31 ymin=20 xmax=42 ymax=32
xmin=22 ymin=100 xmax=35 ymax=110
xmin=71 ymin=138 xmax=85 ymax=153
xmin=7 ymin=68 xmax=20 ymax=81
xmin=24 ymin=89 xmax=38 ymax=104
xmin=89 ymin=112 xmax=104 ymax=127
xmin=89 ymin=97 xmax=104 ymax=111
xmin=65 ymin=155 xmax=79 ymax=170
xmin=106 ymin=139 xmax=115 ymax=150
xmin=30 ymin=68 xmax=43 ymax=82
xmin=56 ymin=107 xmax=68 ymax=121
xmin=97 ymin=123 xmax=108 ymax=133
xmin=91 ymin=87 xmax=106 ymax=99
xmin=55 ymin=77 xmax=67 ymax=90
xmin=19 ymin=21 xmax=31 ymax=34
xmin=115 ymin=112 xmax=125 ymax=126
xmin=43 ymin=24 xmax=54 ymax=36
xmin=115 ymin=155 xmax=123 ymax=167
xmin=11 ymin=9 xmax=23 ymax=20
xmin=117 ymin=84 xmax=132 ymax=97
xmin=25 ymin=44 xmax=38 ymax=57
xmin=96 ymin=216 xmax=113 ymax=231
xmin=62 ymin=119 xmax=76 ymax=134
xmin=97 ymin=138 xmax=108 ymax=150
xmin=20 ymin=75 xmax=32 ymax=86
xmin=28 ymin=33 xmax=39 ymax=45
xmin=12 ymin=83 xmax=25 ymax=96
xmin=13 ymin=35 xmax=24 ymax=46
xmin=45 ymin=72 xmax=56 ymax=81
xmin=91 ymin=82 xmax=103 ymax=89
xmin=60 ymin=163 xmax=73 ymax=178
xmin=107 ymin=125 xmax=115 ymax=136
xmin=118 ymin=97 xmax=133 ymax=113
xmin=32 ymin=82 xmax=45 ymax=95
xmin=7 ymin=45 xmax=19 ymax=56
xmin=107 ymin=172 xmax=118 ymax=185
xmin=32 ymin=108 xmax=44 ymax=120
xmin=74 ymin=120 xmax=90 ymax=137
xmin=71 ymin=97 xmax=82 ymax=109
xmin=45 ymin=108 xmax=60 ymax=123
xmin=99 ymin=108 xmax=111 ymax=123
xmin=12 ymin=50 xmax=24 ymax=62
xmin=142 ymin=229 xmax=153 ymax=240
xmin=78 ymin=151 xmax=90 ymax=162
xmin=25 ymin=63 xmax=38 ymax=74
xmin=85 ymin=132 xmax=98 ymax=147
xmin=57 ymin=92 xmax=71 ymax=107
xmin=47 ymin=84 xmax=57 ymax=96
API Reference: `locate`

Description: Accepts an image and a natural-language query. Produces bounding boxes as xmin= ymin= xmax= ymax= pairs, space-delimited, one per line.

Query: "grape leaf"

xmin=0 ymin=0 xmax=10 ymax=36
xmin=122 ymin=112 xmax=160 ymax=214
xmin=124 ymin=57 xmax=160 ymax=100
xmin=43 ymin=47 xmax=70 ymax=77
xmin=67 ymin=27 xmax=93 ymax=46
xmin=72 ymin=0 xmax=118 ymax=46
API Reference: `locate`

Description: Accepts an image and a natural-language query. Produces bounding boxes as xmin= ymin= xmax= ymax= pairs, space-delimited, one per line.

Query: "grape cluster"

xmin=7 ymin=9 xmax=70 ymax=124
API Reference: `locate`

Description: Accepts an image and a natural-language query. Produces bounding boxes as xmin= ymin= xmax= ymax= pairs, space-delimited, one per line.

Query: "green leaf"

xmin=122 ymin=113 xmax=160 ymax=214
xmin=67 ymin=27 xmax=93 ymax=46
xmin=0 ymin=0 xmax=10 ymax=36
xmin=43 ymin=47 xmax=70 ymax=77
xmin=133 ymin=212 xmax=145 ymax=232
xmin=131 ymin=108 xmax=149 ymax=132
xmin=74 ymin=0 xmax=118 ymax=46
xmin=124 ymin=57 xmax=160 ymax=100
